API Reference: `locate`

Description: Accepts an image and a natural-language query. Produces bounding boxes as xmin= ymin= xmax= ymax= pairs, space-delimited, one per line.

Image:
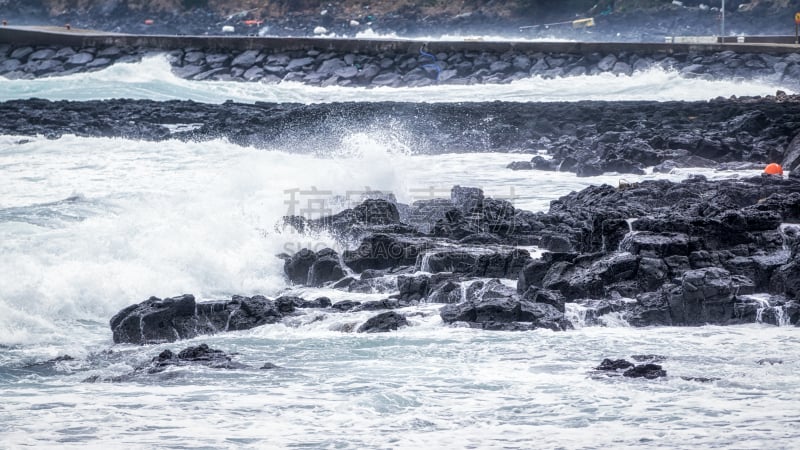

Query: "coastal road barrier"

xmin=1 ymin=26 xmax=800 ymax=56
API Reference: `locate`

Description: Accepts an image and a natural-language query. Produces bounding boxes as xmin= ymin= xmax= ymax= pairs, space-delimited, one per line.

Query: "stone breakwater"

xmin=110 ymin=175 xmax=800 ymax=343
xmin=2 ymin=97 xmax=800 ymax=176
xmin=1 ymin=41 xmax=800 ymax=88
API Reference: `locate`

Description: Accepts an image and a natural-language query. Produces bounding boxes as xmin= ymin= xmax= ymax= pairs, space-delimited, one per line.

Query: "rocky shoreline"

xmin=3 ymin=96 xmax=800 ymax=177
xmin=1 ymin=42 xmax=799 ymax=90
xmin=3 ymin=37 xmax=799 ymax=344
xmin=110 ymin=173 xmax=800 ymax=344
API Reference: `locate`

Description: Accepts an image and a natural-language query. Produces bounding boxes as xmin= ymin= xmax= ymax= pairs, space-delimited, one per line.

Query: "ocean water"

xmin=259 ymin=25 xmax=549 ymax=40
xmin=0 ymin=55 xmax=792 ymax=104
xmin=0 ymin=56 xmax=797 ymax=448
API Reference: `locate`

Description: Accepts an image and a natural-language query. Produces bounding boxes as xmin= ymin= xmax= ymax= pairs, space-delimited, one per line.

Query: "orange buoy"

xmin=764 ymin=163 xmax=784 ymax=176
xmin=144 ymin=19 xmax=154 ymax=25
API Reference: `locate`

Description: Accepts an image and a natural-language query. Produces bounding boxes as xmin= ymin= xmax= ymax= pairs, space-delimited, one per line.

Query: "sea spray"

xmin=0 ymin=55 xmax=792 ymax=104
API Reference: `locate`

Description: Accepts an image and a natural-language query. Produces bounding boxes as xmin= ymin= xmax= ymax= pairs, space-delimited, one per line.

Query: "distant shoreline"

xmin=1 ymin=27 xmax=798 ymax=90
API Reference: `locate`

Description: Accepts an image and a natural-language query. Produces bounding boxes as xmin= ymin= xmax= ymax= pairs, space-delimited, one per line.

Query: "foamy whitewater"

xmin=1 ymin=56 xmax=798 ymax=449
xmin=315 ymin=28 xmax=578 ymax=43
xmin=0 ymin=55 xmax=793 ymax=104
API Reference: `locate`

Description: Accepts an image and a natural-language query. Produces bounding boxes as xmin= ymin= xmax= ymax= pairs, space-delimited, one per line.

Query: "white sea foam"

xmin=352 ymin=28 xmax=577 ymax=42
xmin=2 ymin=323 xmax=799 ymax=448
xmin=0 ymin=132 xmax=766 ymax=347
xmin=0 ymin=134 xmax=408 ymax=346
xmin=0 ymin=59 xmax=797 ymax=448
xmin=0 ymin=54 xmax=791 ymax=104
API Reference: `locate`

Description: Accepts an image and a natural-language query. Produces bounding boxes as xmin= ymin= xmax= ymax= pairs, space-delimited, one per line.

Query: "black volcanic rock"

xmin=352 ymin=298 xmax=412 ymax=311
xmin=595 ymin=358 xmax=635 ymax=371
xmin=146 ymin=343 xmax=248 ymax=373
xmin=539 ymin=252 xmax=640 ymax=301
xmin=274 ymin=295 xmax=333 ymax=309
xmin=594 ymin=358 xmax=667 ymax=380
xmin=517 ymin=254 xmax=577 ymax=292
xmin=283 ymin=248 xmax=317 ymax=285
xmin=103 ymin=172 xmax=800 ymax=345
xmin=669 ymin=268 xmax=737 ymax=326
xmin=282 ymin=247 xmax=346 ymax=287
xmin=427 ymin=279 xmax=464 ymax=304
xmin=419 ymin=247 xmax=531 ymax=278
xmin=331 ymin=300 xmax=361 ymax=312
xmin=357 ymin=311 xmax=409 ymax=333
xmin=396 ymin=274 xmax=431 ymax=301
xmin=623 ymin=363 xmax=667 ymax=379
xmin=274 ymin=174 xmax=800 ymax=329
xmin=98 ymin=112 xmax=800 ymax=339
xmin=110 ymin=294 xmax=292 ymax=344
xmin=1 ymin=97 xmax=799 ymax=178
xmin=84 ymin=343 xmax=248 ymax=382
xmin=771 ymin=232 xmax=800 ymax=301
xmin=440 ymin=279 xmax=571 ymax=331
xmin=620 ymin=232 xmax=690 ymax=258
xmin=433 ymin=195 xmax=523 ymax=240
xmin=627 ymin=290 xmax=673 ymax=326
xmin=521 ymin=287 xmax=567 ymax=313
xmin=783 ymin=133 xmax=800 ymax=172
xmin=294 ymin=199 xmax=403 ymax=237
xmin=342 ymin=234 xmax=427 ymax=273
xmin=307 ymin=248 xmax=347 ymax=287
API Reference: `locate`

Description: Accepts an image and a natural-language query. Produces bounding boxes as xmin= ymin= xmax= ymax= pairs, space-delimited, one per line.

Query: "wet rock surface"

xmin=145 ymin=344 xmax=248 ymax=374
xmin=440 ymin=279 xmax=572 ymax=331
xmin=110 ymin=171 xmax=800 ymax=341
xmin=0 ymin=40 xmax=798 ymax=92
xmin=110 ymin=294 xmax=294 ymax=344
xmin=83 ymin=343 xmax=249 ymax=382
xmin=74 ymin=86 xmax=800 ymax=341
xmin=3 ymin=96 xmax=800 ymax=177
xmin=282 ymin=247 xmax=346 ymax=287
xmin=357 ymin=311 xmax=409 ymax=333
xmin=595 ymin=358 xmax=635 ymax=371
xmin=594 ymin=358 xmax=667 ymax=380
xmin=623 ymin=363 xmax=667 ymax=379
xmin=293 ymin=175 xmax=800 ymax=329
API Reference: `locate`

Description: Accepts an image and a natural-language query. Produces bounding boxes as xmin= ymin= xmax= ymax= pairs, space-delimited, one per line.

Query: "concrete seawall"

xmin=1 ymin=26 xmax=798 ymax=88
xmin=2 ymin=26 xmax=799 ymax=55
